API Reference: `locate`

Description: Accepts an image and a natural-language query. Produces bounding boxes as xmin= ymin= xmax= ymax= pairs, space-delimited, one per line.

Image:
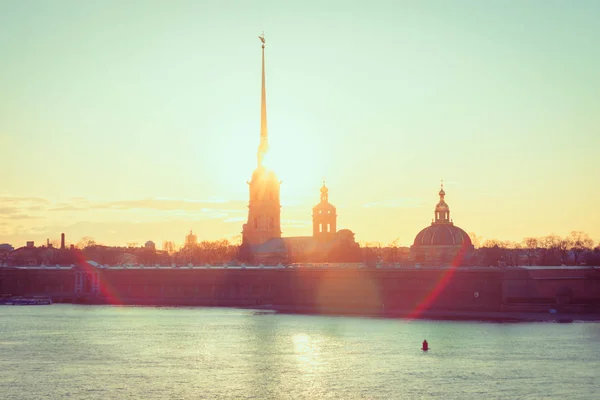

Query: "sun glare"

xmin=207 ymin=116 xmax=325 ymax=203
xmin=267 ymin=135 xmax=324 ymax=202
xmin=261 ymin=149 xmax=272 ymax=169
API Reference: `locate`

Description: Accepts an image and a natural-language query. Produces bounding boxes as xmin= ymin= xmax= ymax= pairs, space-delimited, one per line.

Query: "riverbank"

xmin=250 ymin=304 xmax=600 ymax=322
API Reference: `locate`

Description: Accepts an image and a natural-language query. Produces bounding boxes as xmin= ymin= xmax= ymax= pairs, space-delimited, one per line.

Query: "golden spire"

xmin=257 ymin=32 xmax=269 ymax=166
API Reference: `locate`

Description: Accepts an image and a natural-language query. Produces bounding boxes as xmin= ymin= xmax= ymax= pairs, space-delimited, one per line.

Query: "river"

xmin=1 ymin=305 xmax=598 ymax=399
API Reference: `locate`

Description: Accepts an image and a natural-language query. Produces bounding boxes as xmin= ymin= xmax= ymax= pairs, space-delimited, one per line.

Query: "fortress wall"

xmin=1 ymin=266 xmax=505 ymax=313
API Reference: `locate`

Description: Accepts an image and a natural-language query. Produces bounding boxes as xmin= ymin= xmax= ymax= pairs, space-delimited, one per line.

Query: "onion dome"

xmin=314 ymin=181 xmax=336 ymax=213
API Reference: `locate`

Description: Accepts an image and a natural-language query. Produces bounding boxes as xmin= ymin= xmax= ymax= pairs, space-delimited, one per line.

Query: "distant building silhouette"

xmin=239 ymin=37 xmax=360 ymax=264
xmin=2 ymin=235 xmax=76 ymax=266
xmin=185 ymin=230 xmax=197 ymax=247
xmin=0 ymin=243 xmax=14 ymax=261
xmin=410 ymin=184 xmax=474 ymax=266
xmin=247 ymin=183 xmax=360 ymax=264
xmin=313 ymin=182 xmax=337 ymax=242
xmin=241 ymin=35 xmax=282 ymax=247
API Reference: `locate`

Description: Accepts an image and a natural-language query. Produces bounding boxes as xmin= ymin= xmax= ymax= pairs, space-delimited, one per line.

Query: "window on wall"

xmin=326 ymin=223 xmax=330 ymax=233
xmin=268 ymin=217 xmax=274 ymax=229
xmin=319 ymin=224 xmax=323 ymax=233
xmin=254 ymin=217 xmax=258 ymax=228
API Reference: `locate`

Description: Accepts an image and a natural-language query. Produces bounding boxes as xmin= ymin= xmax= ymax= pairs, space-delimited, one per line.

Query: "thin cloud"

xmin=156 ymin=196 xmax=230 ymax=204
xmin=474 ymin=192 xmax=506 ymax=197
xmin=46 ymin=197 xmax=247 ymax=213
xmin=95 ymin=198 xmax=246 ymax=211
xmin=0 ymin=196 xmax=50 ymax=205
xmin=223 ymin=217 xmax=246 ymax=223
xmin=4 ymin=214 xmax=41 ymax=220
xmin=363 ymin=198 xmax=424 ymax=208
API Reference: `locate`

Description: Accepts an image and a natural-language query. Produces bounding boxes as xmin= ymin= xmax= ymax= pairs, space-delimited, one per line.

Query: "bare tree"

xmin=468 ymin=232 xmax=482 ymax=249
xmin=385 ymin=238 xmax=400 ymax=263
xmin=482 ymin=239 xmax=501 ymax=248
xmin=77 ymin=236 xmax=96 ymax=249
xmin=570 ymin=231 xmax=594 ymax=265
xmin=478 ymin=239 xmax=507 ymax=267
xmin=540 ymin=235 xmax=561 ymax=265
xmin=522 ymin=237 xmax=538 ymax=266
xmin=162 ymin=241 xmax=177 ymax=255
xmin=557 ymin=236 xmax=573 ymax=265
xmin=230 ymin=235 xmax=243 ymax=246
xmin=505 ymin=241 xmax=522 ymax=266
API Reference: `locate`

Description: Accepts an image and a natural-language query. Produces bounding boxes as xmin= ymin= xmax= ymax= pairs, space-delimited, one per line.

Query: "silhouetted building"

xmin=185 ymin=230 xmax=197 ymax=247
xmin=250 ymin=183 xmax=361 ymax=264
xmin=313 ymin=182 xmax=336 ymax=242
xmin=5 ymin=241 xmax=63 ymax=266
xmin=239 ymin=37 xmax=360 ymax=264
xmin=0 ymin=244 xmax=14 ymax=264
xmin=410 ymin=184 xmax=474 ymax=266
xmin=0 ymin=243 xmax=14 ymax=251
xmin=242 ymin=34 xmax=282 ymax=248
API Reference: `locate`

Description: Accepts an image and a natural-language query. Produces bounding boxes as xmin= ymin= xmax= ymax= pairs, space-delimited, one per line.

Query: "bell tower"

xmin=242 ymin=34 xmax=282 ymax=246
xmin=312 ymin=181 xmax=337 ymax=241
xmin=434 ymin=181 xmax=451 ymax=224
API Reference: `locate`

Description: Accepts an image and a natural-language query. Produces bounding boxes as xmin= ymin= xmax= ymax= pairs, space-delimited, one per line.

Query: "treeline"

xmin=473 ymin=231 xmax=599 ymax=267
xmin=78 ymin=239 xmax=241 ymax=266
xmin=358 ymin=231 xmax=599 ymax=267
xmin=5 ymin=231 xmax=598 ymax=268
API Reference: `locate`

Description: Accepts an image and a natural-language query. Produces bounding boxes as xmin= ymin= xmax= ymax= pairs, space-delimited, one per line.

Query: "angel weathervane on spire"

xmin=259 ymin=32 xmax=265 ymax=47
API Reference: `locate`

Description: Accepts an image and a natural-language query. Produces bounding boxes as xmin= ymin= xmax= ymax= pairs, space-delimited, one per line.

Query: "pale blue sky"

xmin=1 ymin=1 xmax=599 ymax=247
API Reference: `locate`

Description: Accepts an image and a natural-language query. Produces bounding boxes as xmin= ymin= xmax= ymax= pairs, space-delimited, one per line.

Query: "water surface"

xmin=1 ymin=305 xmax=598 ymax=399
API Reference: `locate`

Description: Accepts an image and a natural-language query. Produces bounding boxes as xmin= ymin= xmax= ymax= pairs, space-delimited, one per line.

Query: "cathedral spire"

xmin=257 ymin=33 xmax=269 ymax=167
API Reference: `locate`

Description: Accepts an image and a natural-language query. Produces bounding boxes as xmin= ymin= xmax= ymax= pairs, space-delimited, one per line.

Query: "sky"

xmin=1 ymin=0 xmax=599 ymax=249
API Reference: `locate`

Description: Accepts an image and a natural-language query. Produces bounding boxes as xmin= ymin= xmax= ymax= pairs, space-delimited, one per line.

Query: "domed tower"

xmin=312 ymin=181 xmax=337 ymax=242
xmin=185 ymin=230 xmax=197 ymax=247
xmin=410 ymin=183 xmax=474 ymax=265
xmin=435 ymin=185 xmax=450 ymax=224
xmin=242 ymin=34 xmax=282 ymax=246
